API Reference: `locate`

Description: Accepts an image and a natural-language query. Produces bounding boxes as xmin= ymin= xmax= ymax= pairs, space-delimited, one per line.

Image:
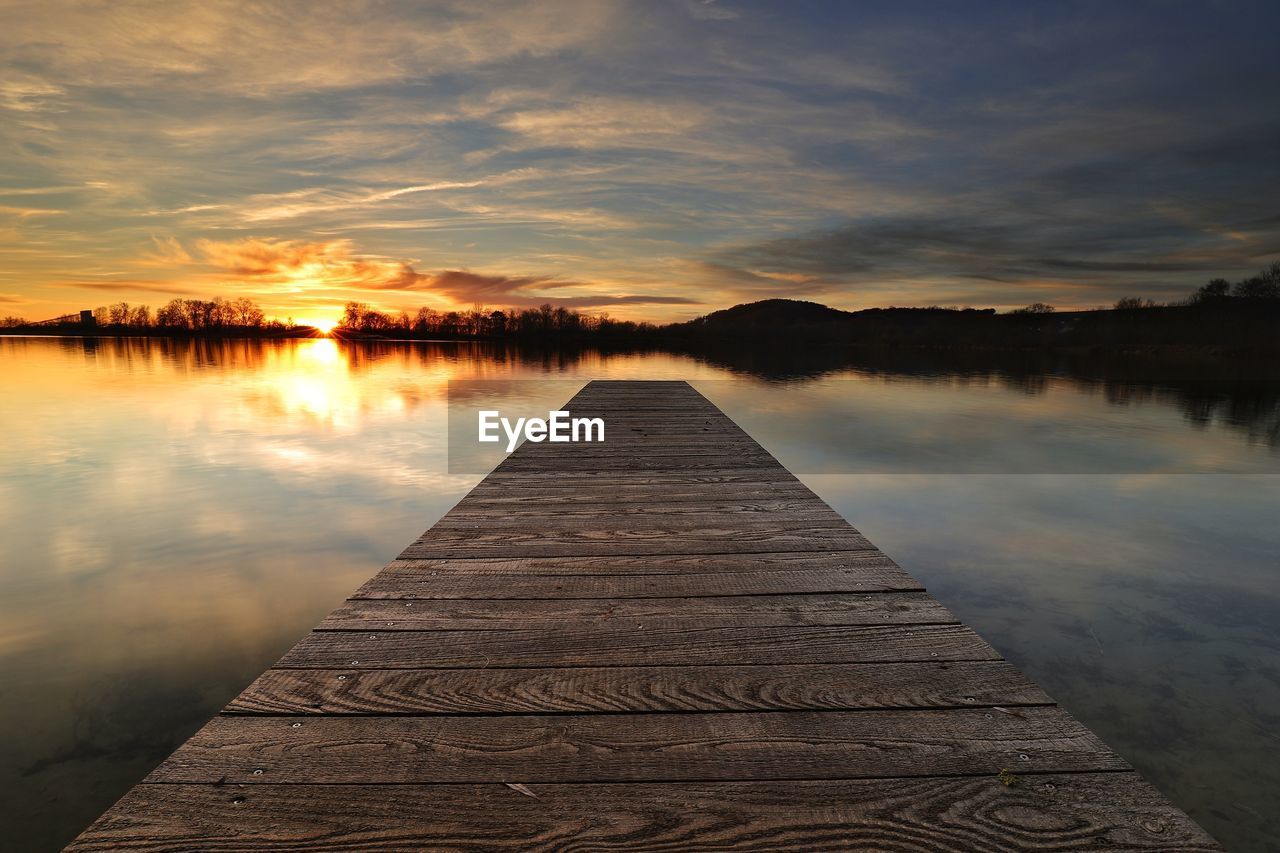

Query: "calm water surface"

xmin=1 ymin=336 xmax=1278 ymax=851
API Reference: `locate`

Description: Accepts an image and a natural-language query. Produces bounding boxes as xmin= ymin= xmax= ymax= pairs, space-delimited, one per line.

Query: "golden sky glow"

xmin=2 ymin=1 xmax=1278 ymax=323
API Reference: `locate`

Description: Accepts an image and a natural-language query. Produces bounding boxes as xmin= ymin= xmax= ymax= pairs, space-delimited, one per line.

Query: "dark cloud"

xmin=352 ymin=265 xmax=697 ymax=308
xmin=419 ymin=270 xmax=543 ymax=299
xmin=715 ymin=130 xmax=1280 ymax=307
xmin=724 ymin=219 xmax=1017 ymax=279
xmin=415 ymin=270 xmax=696 ymax=308
xmin=1034 ymin=259 xmax=1221 ymax=273
xmin=544 ymin=293 xmax=698 ymax=307
xmin=59 ymin=281 xmax=194 ymax=295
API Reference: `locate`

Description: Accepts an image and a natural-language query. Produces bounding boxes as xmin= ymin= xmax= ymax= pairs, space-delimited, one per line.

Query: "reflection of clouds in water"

xmin=49 ymin=528 xmax=110 ymax=576
xmin=804 ymin=472 xmax=1280 ymax=847
xmin=689 ymin=346 xmax=1280 ymax=453
xmin=2 ymin=338 xmax=1279 ymax=850
xmin=697 ymin=374 xmax=1280 ymax=473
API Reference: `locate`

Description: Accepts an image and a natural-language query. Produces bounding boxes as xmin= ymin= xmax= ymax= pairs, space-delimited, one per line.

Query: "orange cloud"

xmin=142 ymin=235 xmax=192 ymax=265
xmin=189 ymin=237 xmax=563 ymax=302
xmin=196 ymin=237 xmax=423 ymax=290
xmin=138 ymin=236 xmax=698 ymax=312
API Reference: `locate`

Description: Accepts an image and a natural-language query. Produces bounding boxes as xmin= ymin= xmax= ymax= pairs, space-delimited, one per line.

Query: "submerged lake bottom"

xmin=0 ymin=336 xmax=1277 ymax=851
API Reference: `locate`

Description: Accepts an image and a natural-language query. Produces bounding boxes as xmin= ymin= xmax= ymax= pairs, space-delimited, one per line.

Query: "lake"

xmin=1 ymin=335 xmax=1278 ymax=851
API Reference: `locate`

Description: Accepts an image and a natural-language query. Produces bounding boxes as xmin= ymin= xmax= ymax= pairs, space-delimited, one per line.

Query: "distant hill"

xmin=685 ymin=299 xmax=855 ymax=329
xmin=658 ymin=296 xmax=1278 ymax=350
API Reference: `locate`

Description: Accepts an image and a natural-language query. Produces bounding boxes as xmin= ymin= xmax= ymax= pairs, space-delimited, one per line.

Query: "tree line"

xmin=1009 ymin=261 xmax=1280 ymax=315
xmin=1186 ymin=262 xmax=1280 ymax=304
xmin=2 ymin=297 xmax=298 ymax=332
xmin=338 ymin=301 xmax=657 ymax=339
xmin=107 ymin=297 xmax=272 ymax=330
xmin=2 ymin=262 xmax=1276 ymax=346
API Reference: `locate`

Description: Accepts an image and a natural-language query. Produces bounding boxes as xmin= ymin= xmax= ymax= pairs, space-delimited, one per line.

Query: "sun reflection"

xmin=275 ymin=342 xmax=346 ymax=424
xmin=299 ymin=337 xmax=340 ymax=365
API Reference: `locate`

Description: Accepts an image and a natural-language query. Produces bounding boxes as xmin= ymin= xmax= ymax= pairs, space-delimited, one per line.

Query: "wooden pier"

xmin=70 ymin=380 xmax=1218 ymax=850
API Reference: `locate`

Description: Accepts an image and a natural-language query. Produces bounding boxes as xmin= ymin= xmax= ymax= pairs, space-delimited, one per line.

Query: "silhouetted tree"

xmin=1233 ymin=262 xmax=1280 ymax=300
xmin=1114 ymin=297 xmax=1156 ymax=310
xmin=1011 ymin=302 xmax=1055 ymax=314
xmin=1192 ymin=279 xmax=1231 ymax=303
xmin=156 ymin=299 xmax=186 ymax=328
xmin=227 ymin=297 xmax=264 ymax=326
xmin=151 ymin=297 xmax=270 ymax=330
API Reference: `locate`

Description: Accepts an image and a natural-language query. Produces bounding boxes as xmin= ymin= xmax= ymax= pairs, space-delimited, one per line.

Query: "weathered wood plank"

xmin=509 ymin=436 xmax=763 ymax=449
xmin=494 ymin=455 xmax=789 ymax=473
xmin=226 ymin=661 xmax=1050 ymax=715
xmin=277 ymin=624 xmax=1000 ymax=668
xmin=477 ymin=469 xmax=802 ymax=485
xmin=366 ymin=550 xmax=901 ymax=579
xmin=457 ymin=482 xmax=819 ymax=506
xmin=430 ymin=508 xmax=851 ymax=530
xmin=66 ymin=774 xmax=1223 ymax=852
xmin=319 ymin=592 xmax=954 ymax=631
xmin=442 ymin=498 xmax=847 ymax=522
xmin=399 ymin=524 xmax=872 ymax=559
xmin=465 ymin=471 xmax=804 ymax=487
xmin=502 ymin=438 xmax=764 ymax=449
xmin=355 ymin=569 xmax=923 ymax=599
xmin=148 ymin=708 xmax=1126 ymax=784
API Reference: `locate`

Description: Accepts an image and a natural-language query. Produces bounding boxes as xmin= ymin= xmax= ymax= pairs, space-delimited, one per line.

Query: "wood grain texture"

xmin=354 ymin=568 xmax=923 ymax=599
xmin=69 ymin=379 xmax=1218 ymax=850
xmin=147 ymin=707 xmax=1126 ymax=784
xmin=67 ymin=775 xmax=1223 ymax=852
xmin=443 ymin=497 xmax=846 ymax=520
xmin=363 ymin=550 xmax=909 ymax=580
xmin=427 ymin=509 xmax=852 ymax=532
xmin=478 ymin=469 xmax=803 ymax=486
xmin=399 ymin=523 xmax=873 ymax=559
xmin=277 ymin=623 xmax=1001 ymax=668
xmin=319 ymin=592 xmax=955 ymax=630
xmin=493 ymin=455 xmax=789 ymax=473
xmin=226 ymin=661 xmax=1050 ymax=715
xmin=508 ymin=438 xmax=766 ymax=452
xmin=458 ymin=482 xmax=819 ymax=505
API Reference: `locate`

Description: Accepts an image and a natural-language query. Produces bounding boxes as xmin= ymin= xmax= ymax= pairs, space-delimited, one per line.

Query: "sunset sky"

xmin=3 ymin=0 xmax=1279 ymax=325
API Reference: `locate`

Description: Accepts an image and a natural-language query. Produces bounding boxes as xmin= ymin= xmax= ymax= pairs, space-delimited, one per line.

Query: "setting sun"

xmin=306 ymin=317 xmax=340 ymax=334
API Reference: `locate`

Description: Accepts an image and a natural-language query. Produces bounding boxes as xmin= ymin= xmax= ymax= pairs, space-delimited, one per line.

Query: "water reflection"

xmin=686 ymin=343 xmax=1280 ymax=451
xmin=0 ymin=336 xmax=1277 ymax=851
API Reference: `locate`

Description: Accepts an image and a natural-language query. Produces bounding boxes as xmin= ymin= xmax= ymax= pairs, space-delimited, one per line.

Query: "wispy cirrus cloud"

xmin=141 ymin=236 xmax=192 ymax=266
xmin=0 ymin=204 xmax=64 ymax=218
xmin=0 ymin=77 xmax=67 ymax=112
xmin=0 ymin=1 xmax=622 ymax=94
xmin=3 ymin=1 xmax=1279 ymax=319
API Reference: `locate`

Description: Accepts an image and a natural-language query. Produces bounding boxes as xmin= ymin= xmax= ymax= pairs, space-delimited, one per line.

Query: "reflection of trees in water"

xmin=68 ymin=335 xmax=292 ymax=374
xmin=1171 ymin=384 xmax=1280 ymax=447
xmin=683 ymin=343 xmax=1280 ymax=449
xmin=60 ymin=336 xmax=1280 ymax=448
